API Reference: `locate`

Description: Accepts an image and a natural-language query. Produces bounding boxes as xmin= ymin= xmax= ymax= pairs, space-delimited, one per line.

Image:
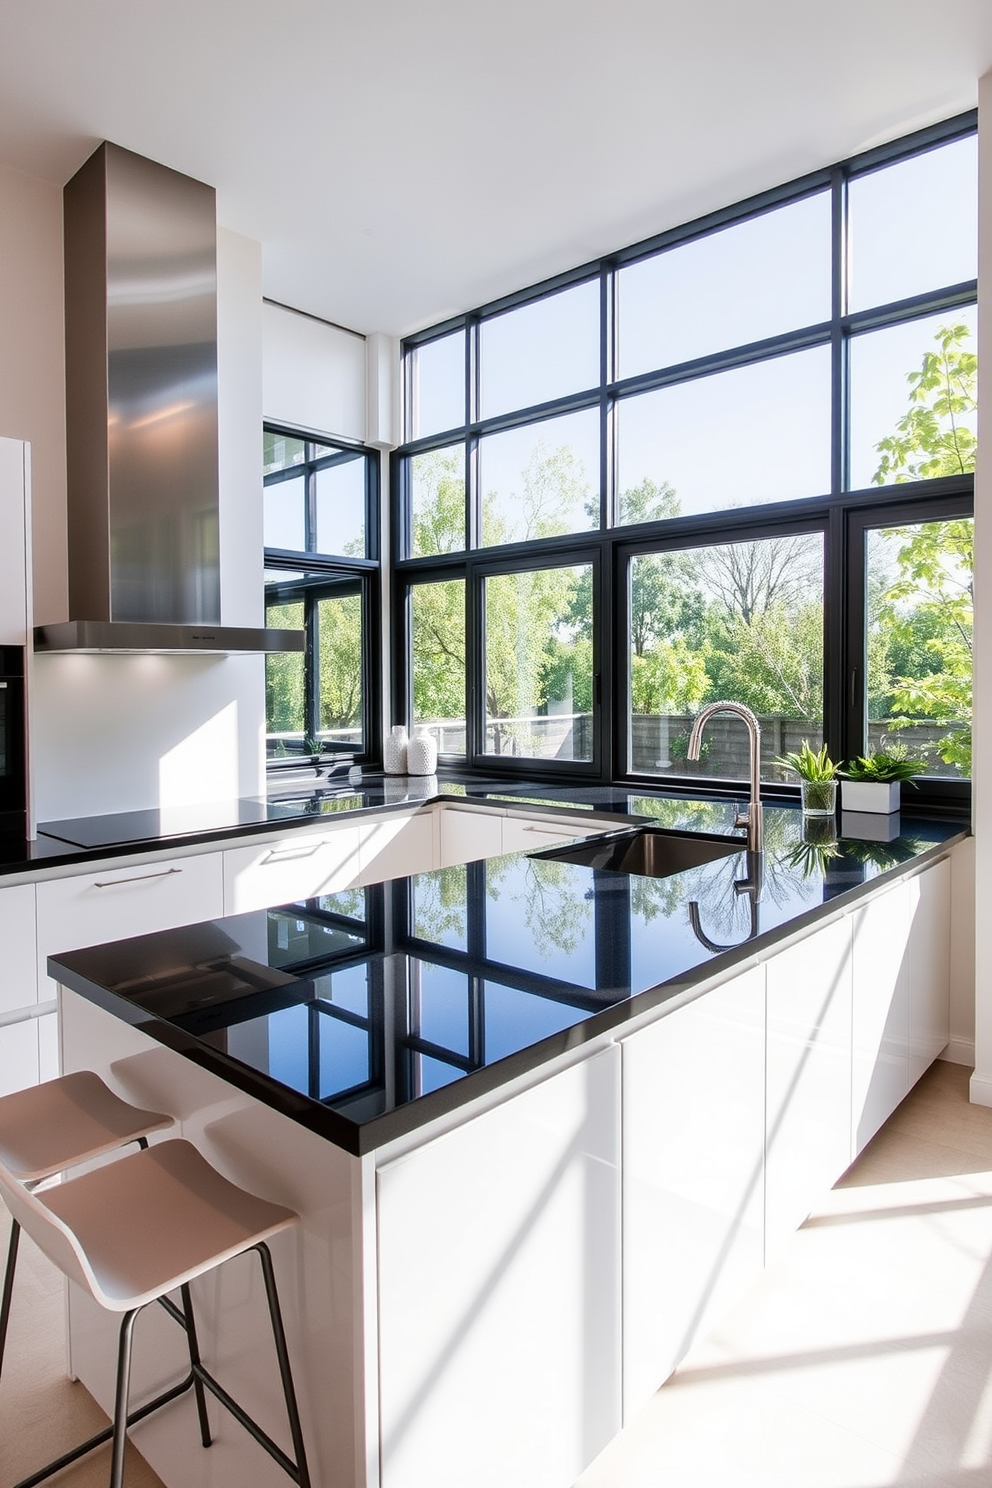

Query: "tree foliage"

xmin=869 ymin=323 xmax=975 ymax=773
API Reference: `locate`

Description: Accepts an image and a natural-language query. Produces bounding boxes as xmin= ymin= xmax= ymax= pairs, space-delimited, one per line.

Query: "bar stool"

xmin=0 ymin=1137 xmax=312 ymax=1488
xmin=0 ymin=1071 xmax=174 ymax=1382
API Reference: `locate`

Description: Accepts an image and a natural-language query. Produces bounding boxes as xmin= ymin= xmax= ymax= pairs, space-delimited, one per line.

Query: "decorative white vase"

xmin=384 ymin=724 xmax=409 ymax=775
xmin=407 ymin=728 xmax=438 ymax=776
xmin=840 ymin=779 xmax=901 ymax=814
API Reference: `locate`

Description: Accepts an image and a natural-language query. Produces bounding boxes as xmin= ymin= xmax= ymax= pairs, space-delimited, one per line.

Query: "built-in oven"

xmin=0 ymin=647 xmax=27 ymax=836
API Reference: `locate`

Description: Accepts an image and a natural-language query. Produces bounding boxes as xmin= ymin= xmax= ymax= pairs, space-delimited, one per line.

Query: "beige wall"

xmin=0 ymin=162 xmax=66 ymax=624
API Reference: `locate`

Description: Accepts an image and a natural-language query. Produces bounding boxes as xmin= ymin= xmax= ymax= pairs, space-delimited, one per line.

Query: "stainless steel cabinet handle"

xmin=519 ymin=824 xmax=569 ymax=834
xmin=93 ymin=867 xmax=183 ymax=888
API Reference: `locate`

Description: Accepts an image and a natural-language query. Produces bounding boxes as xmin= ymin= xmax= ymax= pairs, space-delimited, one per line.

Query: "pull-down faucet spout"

xmin=687 ymin=701 xmax=764 ymax=855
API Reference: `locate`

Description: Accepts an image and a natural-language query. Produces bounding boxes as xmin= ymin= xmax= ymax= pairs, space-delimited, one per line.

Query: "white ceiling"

xmin=0 ymin=0 xmax=990 ymax=338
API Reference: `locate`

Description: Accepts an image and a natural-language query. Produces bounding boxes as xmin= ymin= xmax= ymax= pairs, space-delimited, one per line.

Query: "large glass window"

xmin=480 ymin=280 xmax=600 ymax=418
xmin=618 ymin=192 xmax=831 ymax=377
xmin=865 ymin=519 xmax=973 ymax=779
xmin=265 ymin=569 xmax=368 ymax=759
xmin=483 ymin=562 xmax=594 ymax=762
xmin=479 ymin=410 xmax=599 ymax=546
xmin=616 ymin=347 xmax=831 ymax=519
xmin=396 ymin=115 xmax=976 ymax=801
xmin=627 ymin=535 xmax=824 ymax=783
xmin=411 ymin=578 xmax=466 ymax=755
xmin=264 ymin=425 xmax=378 ymax=766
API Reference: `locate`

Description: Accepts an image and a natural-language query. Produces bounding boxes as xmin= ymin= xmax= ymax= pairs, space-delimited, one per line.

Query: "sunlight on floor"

xmin=576 ymin=1060 xmax=992 ymax=1488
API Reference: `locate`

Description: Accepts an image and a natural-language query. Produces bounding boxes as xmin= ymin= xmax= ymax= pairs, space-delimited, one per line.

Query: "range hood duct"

xmin=35 ymin=142 xmax=302 ymax=656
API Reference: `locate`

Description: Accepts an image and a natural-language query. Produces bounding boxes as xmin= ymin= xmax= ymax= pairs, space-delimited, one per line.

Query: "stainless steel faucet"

xmin=687 ymin=700 xmax=764 ymax=854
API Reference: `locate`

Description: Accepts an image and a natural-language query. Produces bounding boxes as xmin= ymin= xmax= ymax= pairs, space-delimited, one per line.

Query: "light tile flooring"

xmin=3 ymin=1059 xmax=992 ymax=1487
xmin=577 ymin=1058 xmax=992 ymax=1488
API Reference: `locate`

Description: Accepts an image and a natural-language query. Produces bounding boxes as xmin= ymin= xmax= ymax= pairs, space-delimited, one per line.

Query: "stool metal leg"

xmin=110 ymin=1309 xmax=139 ymax=1488
xmin=255 ymin=1242 xmax=312 ymax=1488
xmin=0 ymin=1217 xmax=20 ymax=1379
xmin=181 ymin=1282 xmax=213 ymax=1448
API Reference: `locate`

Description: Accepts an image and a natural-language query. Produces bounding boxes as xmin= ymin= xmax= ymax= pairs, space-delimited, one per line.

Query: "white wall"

xmin=970 ymin=71 xmax=991 ymax=1102
xmin=30 ymin=227 xmax=267 ymax=821
xmin=262 ymin=301 xmax=366 ymax=443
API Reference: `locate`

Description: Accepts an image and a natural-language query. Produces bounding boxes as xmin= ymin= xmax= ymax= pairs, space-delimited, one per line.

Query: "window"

xmin=395 ymin=114 xmax=976 ymax=804
xmin=264 ymin=427 xmax=379 ymax=764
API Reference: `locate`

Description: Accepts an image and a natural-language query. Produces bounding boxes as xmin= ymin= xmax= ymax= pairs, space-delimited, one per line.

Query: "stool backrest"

xmin=0 ymin=1159 xmax=95 ymax=1299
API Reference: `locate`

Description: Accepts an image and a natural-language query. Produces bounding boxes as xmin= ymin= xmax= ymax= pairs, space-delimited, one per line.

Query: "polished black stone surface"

xmin=50 ymin=798 xmax=965 ymax=1155
xmin=40 ymin=797 xmax=304 ymax=849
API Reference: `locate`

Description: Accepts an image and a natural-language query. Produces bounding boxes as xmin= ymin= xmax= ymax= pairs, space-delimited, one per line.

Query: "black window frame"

xmin=392 ymin=112 xmax=977 ymax=814
xmin=264 ymin=423 xmax=381 ymax=769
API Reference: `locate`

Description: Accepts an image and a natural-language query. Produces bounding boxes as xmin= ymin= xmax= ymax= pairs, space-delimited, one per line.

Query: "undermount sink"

xmin=530 ymin=825 xmax=743 ymax=879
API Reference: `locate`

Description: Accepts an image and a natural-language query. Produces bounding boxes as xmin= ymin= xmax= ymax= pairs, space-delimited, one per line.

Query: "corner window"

xmin=264 ymin=426 xmax=378 ymax=765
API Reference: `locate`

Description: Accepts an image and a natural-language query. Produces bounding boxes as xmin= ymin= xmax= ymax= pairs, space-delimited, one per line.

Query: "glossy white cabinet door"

xmin=621 ymin=966 xmax=765 ymax=1419
xmin=0 ymin=880 xmax=38 ymax=1012
xmin=37 ymin=852 xmax=225 ymax=1001
xmin=224 ymin=826 xmax=361 ymax=913
xmin=377 ymin=1047 xmax=622 ymax=1488
xmin=437 ymin=804 xmax=503 ymax=868
xmin=851 ymin=878 xmax=911 ymax=1154
xmin=357 ymin=810 xmax=436 ymax=885
xmin=906 ymin=859 xmax=951 ymax=1088
xmin=0 ymin=1016 xmax=38 ymax=1095
xmin=765 ymin=916 xmax=852 ymax=1258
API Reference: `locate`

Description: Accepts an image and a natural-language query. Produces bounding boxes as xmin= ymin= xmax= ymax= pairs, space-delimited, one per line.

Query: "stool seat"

xmin=37 ymin=1139 xmax=298 ymax=1310
xmin=0 ymin=1071 xmax=172 ymax=1183
xmin=0 ymin=1136 xmax=311 ymax=1488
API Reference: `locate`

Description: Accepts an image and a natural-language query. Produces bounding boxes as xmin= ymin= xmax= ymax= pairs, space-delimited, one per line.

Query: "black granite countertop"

xmin=50 ymin=792 xmax=966 ymax=1155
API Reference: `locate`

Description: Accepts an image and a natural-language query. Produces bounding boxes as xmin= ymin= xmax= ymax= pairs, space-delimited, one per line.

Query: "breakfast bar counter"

xmin=49 ymin=794 xmax=964 ymax=1488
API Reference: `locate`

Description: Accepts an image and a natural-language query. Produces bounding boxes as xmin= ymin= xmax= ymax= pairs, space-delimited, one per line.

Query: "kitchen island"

xmin=49 ymin=797 xmax=964 ymax=1488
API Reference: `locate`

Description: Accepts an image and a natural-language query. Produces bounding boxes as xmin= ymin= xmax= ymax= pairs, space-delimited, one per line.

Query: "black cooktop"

xmin=39 ymin=797 xmax=305 ymax=849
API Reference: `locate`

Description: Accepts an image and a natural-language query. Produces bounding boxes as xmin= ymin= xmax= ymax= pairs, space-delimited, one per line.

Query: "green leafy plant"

xmin=774 ymin=741 xmax=838 ymax=782
xmin=842 ymin=748 xmax=918 ymax=785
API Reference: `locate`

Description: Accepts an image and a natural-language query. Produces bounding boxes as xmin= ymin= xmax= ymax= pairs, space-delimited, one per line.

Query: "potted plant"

xmin=775 ymin=740 xmax=839 ymax=816
xmin=840 ymin=749 xmax=918 ymax=814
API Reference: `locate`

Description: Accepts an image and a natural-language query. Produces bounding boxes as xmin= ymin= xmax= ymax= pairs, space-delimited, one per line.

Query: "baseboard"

xmin=969 ymin=1072 xmax=992 ymax=1108
xmin=940 ymin=1038 xmax=976 ymax=1067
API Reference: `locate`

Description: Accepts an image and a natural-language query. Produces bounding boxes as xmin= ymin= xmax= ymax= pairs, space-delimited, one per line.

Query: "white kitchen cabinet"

xmin=223 ymin=824 xmax=361 ymax=913
xmin=0 ymin=1016 xmax=38 ymax=1095
xmin=37 ymin=851 xmax=225 ymax=1002
xmin=621 ymin=965 xmax=766 ymax=1418
xmin=499 ymin=812 xmax=612 ymax=854
xmin=0 ymin=879 xmax=38 ymax=1012
xmin=851 ymin=877 xmax=912 ymax=1154
xmin=906 ymin=858 xmax=951 ymax=1087
xmin=437 ymin=803 xmax=503 ymax=868
xmin=376 ymin=1047 xmax=622 ymax=1488
xmin=37 ymin=1008 xmax=59 ymax=1081
xmin=357 ymin=810 xmax=436 ymax=885
xmin=765 ymin=916 xmax=852 ymax=1259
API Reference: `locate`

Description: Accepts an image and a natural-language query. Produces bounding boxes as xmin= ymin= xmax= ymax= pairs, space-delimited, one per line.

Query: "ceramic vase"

xmin=840 ymin=779 xmax=900 ymax=814
xmin=384 ymin=724 xmax=409 ymax=775
xmin=407 ymin=728 xmax=438 ymax=776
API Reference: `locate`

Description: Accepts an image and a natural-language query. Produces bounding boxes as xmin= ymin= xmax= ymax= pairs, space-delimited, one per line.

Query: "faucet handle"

xmin=733 ymin=808 xmax=751 ymax=831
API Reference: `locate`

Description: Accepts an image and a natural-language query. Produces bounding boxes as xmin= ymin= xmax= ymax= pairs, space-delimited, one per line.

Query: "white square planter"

xmin=840 ymin=779 xmax=901 ymax=814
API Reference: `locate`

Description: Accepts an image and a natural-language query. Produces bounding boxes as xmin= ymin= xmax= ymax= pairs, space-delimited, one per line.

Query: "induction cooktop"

xmin=39 ymin=797 xmax=305 ymax=850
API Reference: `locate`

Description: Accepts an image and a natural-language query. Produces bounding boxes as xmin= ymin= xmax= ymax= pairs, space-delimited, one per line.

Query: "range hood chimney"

xmin=35 ymin=142 xmax=303 ymax=656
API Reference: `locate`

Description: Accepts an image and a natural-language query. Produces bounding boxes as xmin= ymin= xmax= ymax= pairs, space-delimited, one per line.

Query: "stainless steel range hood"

xmin=35 ymin=142 xmax=302 ymax=657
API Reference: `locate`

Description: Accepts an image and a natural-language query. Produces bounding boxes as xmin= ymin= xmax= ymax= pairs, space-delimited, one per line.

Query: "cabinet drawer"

xmin=224 ymin=826 xmax=361 ymax=914
xmin=500 ymin=814 xmax=612 ymax=854
xmin=38 ymin=852 xmax=225 ymax=999
xmin=0 ymin=881 xmax=38 ymax=1012
xmin=438 ymin=805 xmax=503 ymax=868
xmin=357 ymin=811 xmax=436 ymax=885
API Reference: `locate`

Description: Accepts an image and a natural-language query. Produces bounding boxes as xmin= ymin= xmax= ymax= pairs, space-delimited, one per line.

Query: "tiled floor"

xmin=577 ymin=1059 xmax=992 ymax=1488
xmin=3 ymin=1059 xmax=992 ymax=1487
